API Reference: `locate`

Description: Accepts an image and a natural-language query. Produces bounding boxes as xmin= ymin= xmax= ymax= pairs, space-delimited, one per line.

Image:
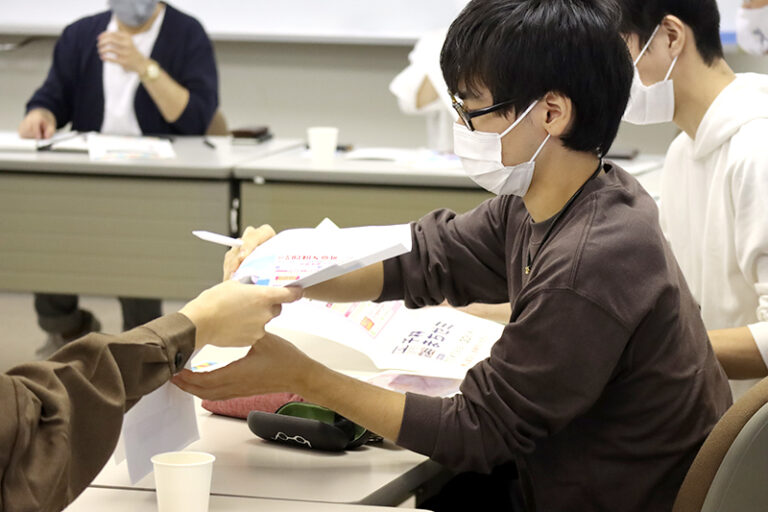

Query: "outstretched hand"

xmin=172 ymin=332 xmax=314 ymax=399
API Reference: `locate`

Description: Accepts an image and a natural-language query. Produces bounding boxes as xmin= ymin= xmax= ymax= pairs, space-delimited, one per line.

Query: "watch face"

xmin=145 ymin=62 xmax=159 ymax=79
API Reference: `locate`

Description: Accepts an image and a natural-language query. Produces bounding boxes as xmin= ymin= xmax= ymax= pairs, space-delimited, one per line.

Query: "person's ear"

xmin=660 ymin=14 xmax=686 ymax=59
xmin=541 ymin=92 xmax=572 ymax=139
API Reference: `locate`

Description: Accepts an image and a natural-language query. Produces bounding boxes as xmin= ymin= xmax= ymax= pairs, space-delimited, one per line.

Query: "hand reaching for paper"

xmin=173 ymin=330 xmax=407 ymax=442
xmin=223 ymin=224 xmax=276 ymax=281
xmin=179 ymin=280 xmax=302 ymax=350
xmin=172 ymin=332 xmax=312 ymax=400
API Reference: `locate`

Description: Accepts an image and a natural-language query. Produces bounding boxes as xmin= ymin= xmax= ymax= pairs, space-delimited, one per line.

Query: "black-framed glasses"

xmin=449 ymin=91 xmax=515 ymax=132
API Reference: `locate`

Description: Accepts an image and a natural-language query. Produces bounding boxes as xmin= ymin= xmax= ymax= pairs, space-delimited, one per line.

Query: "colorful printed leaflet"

xmin=233 ymin=224 xmax=412 ymax=288
xmin=270 ymin=299 xmax=504 ymax=379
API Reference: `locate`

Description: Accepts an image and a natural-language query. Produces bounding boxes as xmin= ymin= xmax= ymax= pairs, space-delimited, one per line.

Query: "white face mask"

xmin=622 ymin=25 xmax=678 ymax=125
xmin=736 ymin=6 xmax=768 ymax=56
xmin=453 ymin=101 xmax=550 ymax=197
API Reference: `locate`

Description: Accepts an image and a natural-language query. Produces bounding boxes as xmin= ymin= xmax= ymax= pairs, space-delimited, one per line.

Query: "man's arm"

xmin=21 ymin=23 xmax=81 ymax=137
xmin=229 ymin=200 xmax=511 ymax=311
xmin=0 ymin=281 xmax=300 ymax=512
xmin=173 ymin=333 xmax=406 ymax=440
xmin=0 ymin=315 xmax=194 ymax=512
xmin=710 ymin=327 xmax=768 ymax=379
xmin=97 ymin=19 xmax=218 ymax=132
xmin=721 ymin=156 xmax=768 ymax=379
xmin=303 ymin=263 xmax=385 ymax=303
xmin=175 ymin=289 xmax=629 ymax=474
xmin=97 ymin=31 xmax=190 ymax=123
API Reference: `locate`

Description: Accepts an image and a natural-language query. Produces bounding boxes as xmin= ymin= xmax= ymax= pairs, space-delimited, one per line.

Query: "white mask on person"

xmin=453 ymin=101 xmax=550 ymax=197
xmin=108 ymin=0 xmax=160 ymax=27
xmin=622 ymin=25 xmax=679 ymax=125
xmin=736 ymin=6 xmax=768 ymax=56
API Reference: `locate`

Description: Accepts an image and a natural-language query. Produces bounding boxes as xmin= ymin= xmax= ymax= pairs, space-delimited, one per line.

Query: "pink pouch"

xmin=202 ymin=392 xmax=305 ymax=419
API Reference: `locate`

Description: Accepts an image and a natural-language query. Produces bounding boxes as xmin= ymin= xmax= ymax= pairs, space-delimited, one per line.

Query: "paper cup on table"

xmin=152 ymin=451 xmax=215 ymax=512
xmin=307 ymin=126 xmax=339 ymax=165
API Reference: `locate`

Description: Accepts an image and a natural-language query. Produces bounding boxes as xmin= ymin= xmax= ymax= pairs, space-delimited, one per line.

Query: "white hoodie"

xmin=389 ymin=28 xmax=455 ymax=153
xmin=660 ymin=73 xmax=768 ymax=390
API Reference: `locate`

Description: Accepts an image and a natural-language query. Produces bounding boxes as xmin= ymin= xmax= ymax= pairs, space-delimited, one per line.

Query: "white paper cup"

xmin=152 ymin=451 xmax=215 ymax=512
xmin=307 ymin=126 xmax=339 ymax=165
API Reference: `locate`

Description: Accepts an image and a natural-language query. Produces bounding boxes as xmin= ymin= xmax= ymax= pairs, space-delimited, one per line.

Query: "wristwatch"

xmin=141 ymin=60 xmax=160 ymax=81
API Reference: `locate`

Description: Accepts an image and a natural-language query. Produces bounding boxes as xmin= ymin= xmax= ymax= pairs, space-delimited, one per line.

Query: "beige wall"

xmin=1 ymin=38 xmax=768 ymax=154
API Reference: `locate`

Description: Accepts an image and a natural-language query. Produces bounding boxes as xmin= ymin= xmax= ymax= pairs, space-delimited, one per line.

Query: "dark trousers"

xmin=34 ymin=293 xmax=162 ymax=334
xmin=420 ymin=463 xmax=526 ymax=512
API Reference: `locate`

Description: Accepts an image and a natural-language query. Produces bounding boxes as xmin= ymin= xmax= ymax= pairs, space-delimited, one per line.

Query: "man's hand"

xmin=97 ymin=31 xmax=148 ymax=74
xmin=223 ymin=225 xmax=276 ymax=281
xmin=173 ymin=330 xmax=407 ymax=441
xmin=18 ymin=108 xmax=56 ymax=139
xmin=179 ymin=280 xmax=302 ymax=350
xmin=744 ymin=0 xmax=768 ymax=8
xmin=172 ymin=332 xmax=314 ymax=400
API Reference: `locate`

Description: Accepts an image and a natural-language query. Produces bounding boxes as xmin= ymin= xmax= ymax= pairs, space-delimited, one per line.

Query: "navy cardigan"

xmin=26 ymin=4 xmax=218 ymax=135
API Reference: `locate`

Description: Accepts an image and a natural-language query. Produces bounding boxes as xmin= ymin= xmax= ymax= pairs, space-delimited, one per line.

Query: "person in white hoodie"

xmin=389 ymin=1 xmax=470 ymax=152
xmin=389 ymin=28 xmax=455 ymax=152
xmin=737 ymin=0 xmax=768 ymax=55
xmin=616 ymin=0 xmax=768 ymax=393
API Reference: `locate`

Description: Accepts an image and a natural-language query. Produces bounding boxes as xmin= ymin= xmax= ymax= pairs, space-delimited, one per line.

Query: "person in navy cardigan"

xmin=18 ymin=0 xmax=219 ymax=356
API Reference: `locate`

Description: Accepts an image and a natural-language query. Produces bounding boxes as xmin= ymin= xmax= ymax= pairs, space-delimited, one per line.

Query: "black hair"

xmin=615 ymin=0 xmax=724 ymax=65
xmin=441 ymin=0 xmax=633 ymax=157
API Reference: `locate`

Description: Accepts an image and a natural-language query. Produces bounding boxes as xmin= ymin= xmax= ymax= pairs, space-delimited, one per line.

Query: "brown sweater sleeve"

xmin=0 ymin=312 xmax=195 ymax=512
xmin=379 ymin=200 xmax=512 ymax=307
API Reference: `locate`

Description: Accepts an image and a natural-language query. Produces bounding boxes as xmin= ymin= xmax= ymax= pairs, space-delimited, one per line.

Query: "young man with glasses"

xmin=617 ymin=0 xmax=768 ymax=394
xmin=175 ymin=1 xmax=731 ymax=509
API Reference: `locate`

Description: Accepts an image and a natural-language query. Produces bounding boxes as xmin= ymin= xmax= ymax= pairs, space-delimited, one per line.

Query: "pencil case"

xmin=247 ymin=402 xmax=376 ymax=451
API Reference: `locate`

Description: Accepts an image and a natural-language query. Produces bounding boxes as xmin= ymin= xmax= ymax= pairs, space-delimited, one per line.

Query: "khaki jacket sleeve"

xmin=0 ymin=313 xmax=195 ymax=512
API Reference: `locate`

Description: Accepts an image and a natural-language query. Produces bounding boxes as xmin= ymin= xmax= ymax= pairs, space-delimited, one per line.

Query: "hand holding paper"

xmin=222 ymin=224 xmax=276 ymax=280
xmin=180 ymin=280 xmax=302 ymax=349
xmin=18 ymin=108 xmax=56 ymax=140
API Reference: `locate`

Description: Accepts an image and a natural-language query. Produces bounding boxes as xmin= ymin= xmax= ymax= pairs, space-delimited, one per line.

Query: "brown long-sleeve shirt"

xmin=0 ymin=313 xmax=195 ymax=512
xmin=380 ymin=163 xmax=732 ymax=512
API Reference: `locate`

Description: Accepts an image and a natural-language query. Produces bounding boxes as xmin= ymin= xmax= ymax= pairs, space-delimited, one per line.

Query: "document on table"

xmin=232 ymin=222 xmax=412 ymax=288
xmin=269 ymin=299 xmax=504 ymax=379
xmin=0 ymin=131 xmax=89 ymax=152
xmin=88 ymin=134 xmax=176 ymax=161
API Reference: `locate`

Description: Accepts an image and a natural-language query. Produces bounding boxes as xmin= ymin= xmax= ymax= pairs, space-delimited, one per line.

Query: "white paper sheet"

xmin=233 ymin=223 xmax=412 ymax=288
xmin=0 ymin=132 xmax=37 ymax=151
xmin=88 ymin=134 xmax=175 ymax=161
xmin=115 ymin=351 xmax=200 ymax=484
xmin=0 ymin=131 xmax=89 ymax=152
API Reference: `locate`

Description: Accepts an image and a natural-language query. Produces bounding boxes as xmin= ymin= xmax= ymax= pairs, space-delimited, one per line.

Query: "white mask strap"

xmin=634 ymin=24 xmax=661 ymax=66
xmin=664 ymin=55 xmax=679 ymax=81
xmin=529 ymin=133 xmax=551 ymax=162
xmin=500 ymin=101 xmax=538 ymax=138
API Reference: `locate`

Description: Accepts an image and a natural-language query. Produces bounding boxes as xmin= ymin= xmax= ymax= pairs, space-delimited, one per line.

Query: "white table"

xmin=65 ymin=487 xmax=429 ymax=511
xmin=234 ymin=148 xmax=664 ymax=188
xmin=0 ymin=136 xmax=301 ymax=179
xmin=91 ymin=332 xmax=448 ymax=507
xmin=0 ymin=136 xmax=301 ymax=300
xmin=233 ymin=149 xmax=664 ymax=232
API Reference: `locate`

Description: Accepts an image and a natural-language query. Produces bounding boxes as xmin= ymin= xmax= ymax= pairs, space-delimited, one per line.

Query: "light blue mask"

xmin=108 ymin=0 xmax=159 ymax=27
